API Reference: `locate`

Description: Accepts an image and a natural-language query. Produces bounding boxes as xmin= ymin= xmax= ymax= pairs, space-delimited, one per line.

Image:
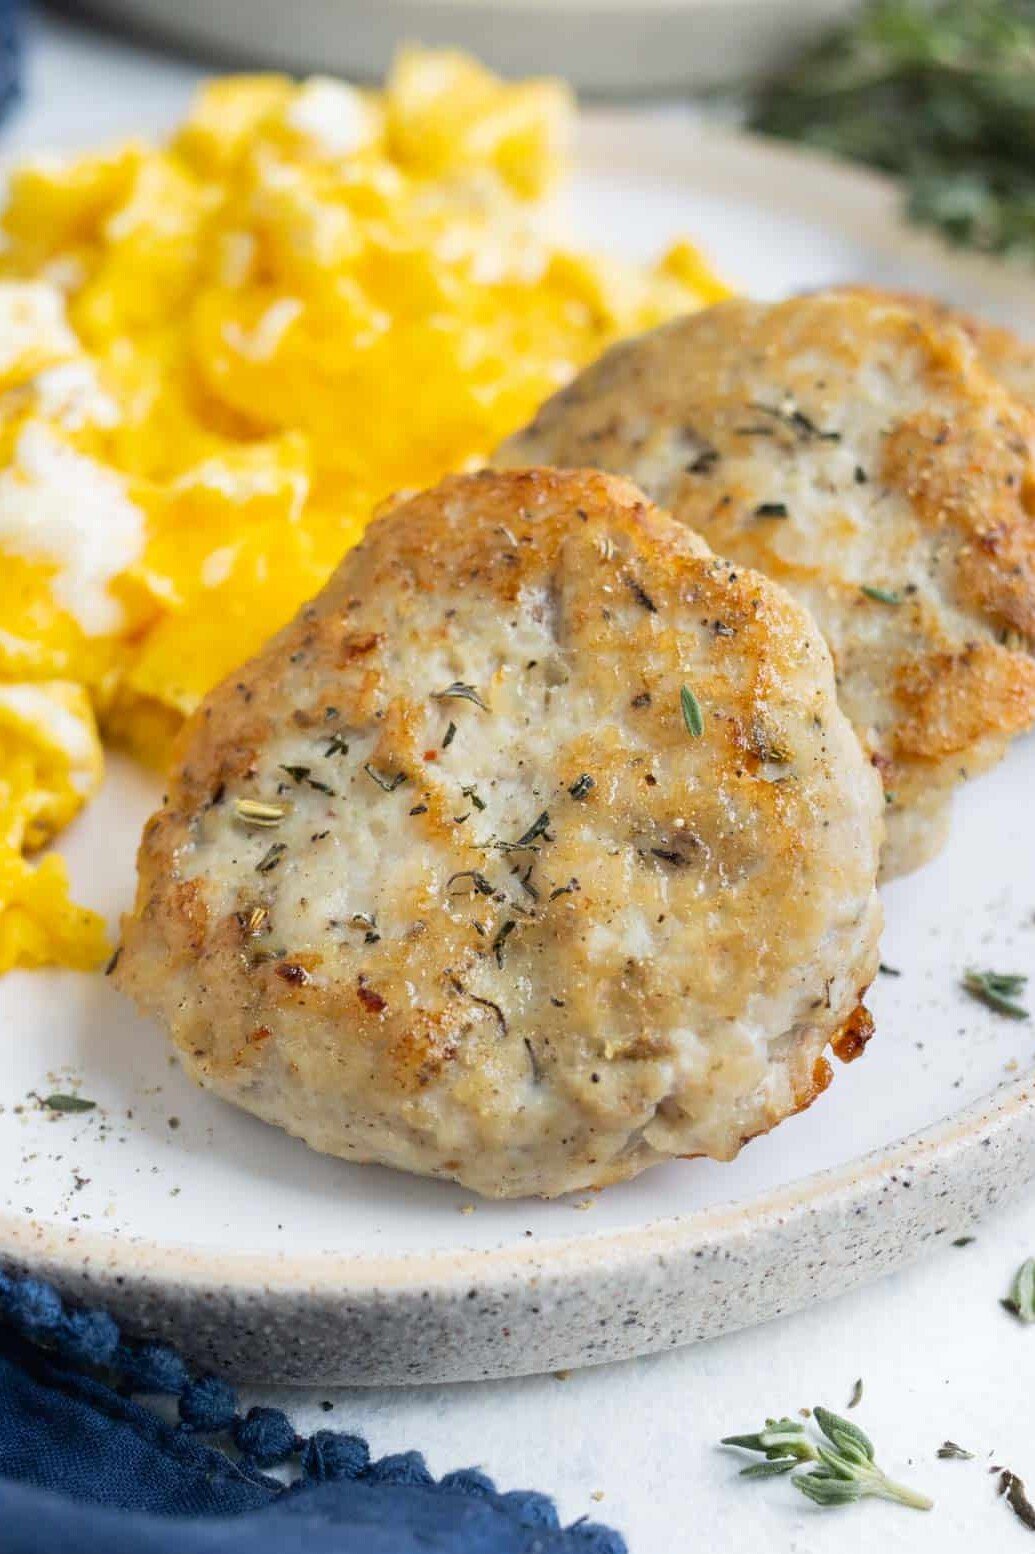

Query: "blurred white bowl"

xmin=85 ymin=0 xmax=861 ymax=94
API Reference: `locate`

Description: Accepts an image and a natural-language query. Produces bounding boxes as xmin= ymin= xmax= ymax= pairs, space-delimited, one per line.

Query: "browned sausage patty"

xmin=115 ymin=467 xmax=882 ymax=1197
xmin=497 ymin=292 xmax=1035 ymax=877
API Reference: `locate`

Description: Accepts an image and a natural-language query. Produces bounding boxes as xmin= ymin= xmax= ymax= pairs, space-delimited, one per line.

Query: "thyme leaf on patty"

xmin=681 ymin=685 xmax=705 ymax=738
xmin=363 ymin=763 xmax=407 ymax=793
xmin=235 ymin=798 xmax=288 ymax=827
xmin=280 ymin=764 xmax=336 ymax=796
xmin=256 ymin=842 xmax=287 ymax=874
xmin=515 ymin=810 xmax=552 ymax=848
xmin=861 ymin=584 xmax=903 ymax=605
xmin=492 ymin=919 xmax=517 ymax=967
xmin=431 ymin=682 xmax=490 ymax=711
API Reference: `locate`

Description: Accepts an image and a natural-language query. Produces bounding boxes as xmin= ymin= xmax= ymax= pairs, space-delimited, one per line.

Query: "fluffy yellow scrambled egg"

xmin=0 ymin=49 xmax=727 ymax=973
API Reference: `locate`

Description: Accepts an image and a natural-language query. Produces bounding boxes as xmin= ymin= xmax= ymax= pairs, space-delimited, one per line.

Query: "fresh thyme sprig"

xmin=1003 ymin=1257 xmax=1035 ymax=1322
xmin=722 ymin=1406 xmax=933 ymax=1510
xmin=751 ymin=0 xmax=1035 ymax=264
xmin=963 ymin=969 xmax=1029 ymax=1020
xmin=937 ymin=1440 xmax=975 ymax=1460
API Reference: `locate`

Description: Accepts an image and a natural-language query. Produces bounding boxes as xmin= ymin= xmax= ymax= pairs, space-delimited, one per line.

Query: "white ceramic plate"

xmin=3 ymin=118 xmax=1035 ymax=1386
xmin=82 ymin=0 xmax=860 ymax=95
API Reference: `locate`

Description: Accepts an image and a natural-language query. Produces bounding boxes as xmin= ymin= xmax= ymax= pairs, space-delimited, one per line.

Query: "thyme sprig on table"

xmin=722 ymin=1406 xmax=933 ymax=1510
xmin=963 ymin=969 xmax=1029 ymax=1020
xmin=1003 ymin=1256 xmax=1035 ymax=1322
xmin=751 ymin=0 xmax=1035 ymax=263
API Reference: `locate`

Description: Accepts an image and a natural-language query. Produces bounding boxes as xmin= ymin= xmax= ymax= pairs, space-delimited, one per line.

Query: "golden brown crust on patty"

xmin=497 ymin=293 xmax=1035 ymax=876
xmin=116 ymin=467 xmax=882 ymax=1197
xmin=841 ymin=286 xmax=1035 ymax=409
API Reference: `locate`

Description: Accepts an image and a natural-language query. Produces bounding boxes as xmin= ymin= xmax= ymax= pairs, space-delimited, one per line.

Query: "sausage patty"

xmin=497 ymin=293 xmax=1035 ymax=877
xmin=115 ymin=467 xmax=882 ymax=1197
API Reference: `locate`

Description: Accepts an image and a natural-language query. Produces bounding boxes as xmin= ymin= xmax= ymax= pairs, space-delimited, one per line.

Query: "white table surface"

xmin=6 ymin=12 xmax=1035 ymax=1551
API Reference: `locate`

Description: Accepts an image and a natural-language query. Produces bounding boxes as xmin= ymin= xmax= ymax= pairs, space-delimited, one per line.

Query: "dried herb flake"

xmin=515 ymin=811 xmax=552 ymax=848
xmin=431 ymin=682 xmax=489 ymax=712
xmin=256 ymin=842 xmax=287 ymax=874
xmin=363 ymin=764 xmax=407 ymax=794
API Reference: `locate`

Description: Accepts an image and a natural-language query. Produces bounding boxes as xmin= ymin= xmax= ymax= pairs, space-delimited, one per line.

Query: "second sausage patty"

xmin=497 ymin=292 xmax=1035 ymax=877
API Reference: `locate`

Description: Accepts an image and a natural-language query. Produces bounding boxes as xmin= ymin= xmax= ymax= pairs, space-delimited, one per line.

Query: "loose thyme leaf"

xmin=754 ymin=501 xmax=790 ymax=519
xmin=235 ymin=798 xmax=287 ymax=827
xmin=1003 ymin=1257 xmax=1035 ymax=1323
xmin=937 ymin=1441 xmax=975 ymax=1460
xmin=963 ymin=969 xmax=1029 ymax=1020
xmin=998 ymin=1469 xmax=1035 ymax=1532
xmin=681 ymin=684 xmax=704 ymax=738
xmin=847 ymin=1378 xmax=864 ymax=1410
xmin=42 ymin=1093 xmax=96 ymax=1113
xmin=431 ymin=682 xmax=489 ymax=712
xmin=442 ymin=721 xmax=457 ymax=750
xmin=723 ymin=1405 xmax=932 ymax=1512
xmin=860 ymin=584 xmax=902 ymax=606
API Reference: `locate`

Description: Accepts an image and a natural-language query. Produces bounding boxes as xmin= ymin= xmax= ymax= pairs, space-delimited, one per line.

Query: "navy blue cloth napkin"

xmin=0 ymin=1273 xmax=625 ymax=1553
xmin=0 ymin=0 xmax=19 ymax=126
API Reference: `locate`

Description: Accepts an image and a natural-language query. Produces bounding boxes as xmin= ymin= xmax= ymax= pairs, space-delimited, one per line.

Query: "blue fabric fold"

xmin=0 ymin=1475 xmax=600 ymax=1554
xmin=0 ymin=1282 xmax=626 ymax=1554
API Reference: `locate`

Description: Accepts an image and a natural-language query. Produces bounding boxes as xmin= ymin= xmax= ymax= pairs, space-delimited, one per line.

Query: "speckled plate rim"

xmin=3 ymin=1066 xmax=1033 ymax=1384
xmin=3 ymin=120 xmax=1035 ymax=1384
xmin=4 ymin=1064 xmax=1034 ymax=1291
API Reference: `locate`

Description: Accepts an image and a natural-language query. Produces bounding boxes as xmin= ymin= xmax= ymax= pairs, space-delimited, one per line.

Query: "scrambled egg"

xmin=0 ymin=49 xmax=727 ymax=973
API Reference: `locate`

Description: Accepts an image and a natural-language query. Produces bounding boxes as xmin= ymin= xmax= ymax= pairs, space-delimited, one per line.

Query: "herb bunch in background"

xmin=751 ymin=0 xmax=1035 ymax=261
